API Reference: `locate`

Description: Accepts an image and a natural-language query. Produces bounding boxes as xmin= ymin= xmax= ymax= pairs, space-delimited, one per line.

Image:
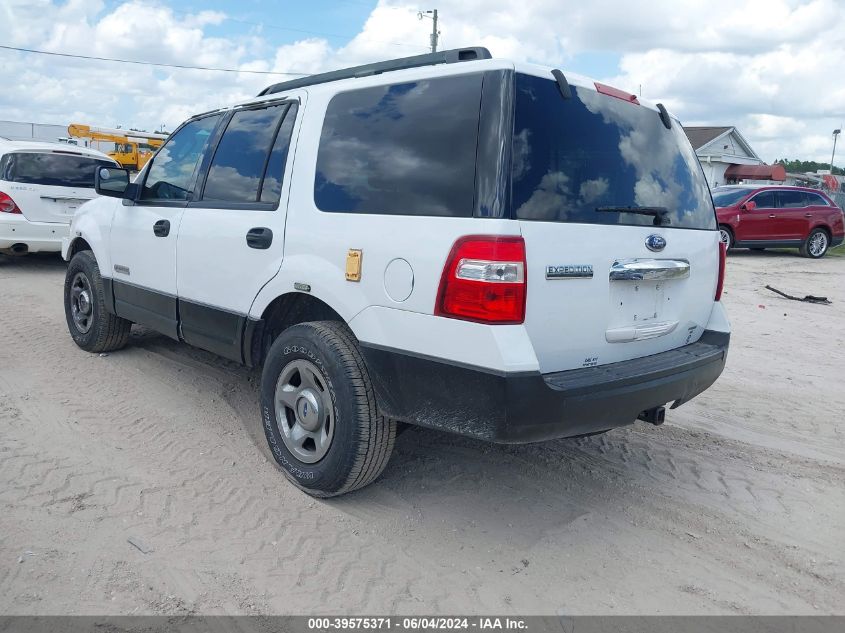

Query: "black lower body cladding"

xmin=360 ymin=331 xmax=730 ymax=443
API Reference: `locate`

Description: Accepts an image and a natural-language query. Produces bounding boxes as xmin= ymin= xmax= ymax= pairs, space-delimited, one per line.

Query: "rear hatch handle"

xmin=610 ymin=259 xmax=690 ymax=281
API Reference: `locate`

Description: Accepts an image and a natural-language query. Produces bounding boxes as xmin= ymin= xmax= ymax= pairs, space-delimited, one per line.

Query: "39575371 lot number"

xmin=307 ymin=618 xmax=473 ymax=630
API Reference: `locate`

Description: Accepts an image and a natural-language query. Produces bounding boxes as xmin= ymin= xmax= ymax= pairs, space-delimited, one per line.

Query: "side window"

xmin=805 ymin=192 xmax=827 ymax=207
xmin=779 ymin=190 xmax=806 ymax=208
xmin=260 ymin=104 xmax=298 ymax=204
xmin=202 ymin=103 xmax=292 ymax=203
xmin=314 ymin=73 xmax=483 ymax=216
xmin=751 ymin=191 xmax=777 ymax=208
xmin=0 ymin=154 xmax=13 ymax=180
xmin=141 ymin=115 xmax=221 ymax=201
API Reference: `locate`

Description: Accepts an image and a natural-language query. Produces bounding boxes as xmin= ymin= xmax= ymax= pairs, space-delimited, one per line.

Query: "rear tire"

xmin=718 ymin=225 xmax=734 ymax=250
xmin=799 ymin=228 xmax=829 ymax=258
xmin=260 ymin=321 xmax=395 ymax=497
xmin=64 ymin=250 xmax=132 ymax=353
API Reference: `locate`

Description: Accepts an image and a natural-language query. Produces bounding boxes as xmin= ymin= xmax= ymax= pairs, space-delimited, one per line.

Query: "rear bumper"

xmin=832 ymin=236 xmax=844 ymax=248
xmin=0 ymin=215 xmax=68 ymax=253
xmin=361 ymin=330 xmax=730 ymax=443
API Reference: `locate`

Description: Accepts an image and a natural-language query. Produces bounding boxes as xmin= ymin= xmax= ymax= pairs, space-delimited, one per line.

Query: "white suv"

xmin=1 ymin=140 xmax=117 ymax=255
xmin=62 ymin=48 xmax=730 ymax=497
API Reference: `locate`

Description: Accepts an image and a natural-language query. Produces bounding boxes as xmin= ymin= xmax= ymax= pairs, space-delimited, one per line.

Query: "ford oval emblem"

xmin=646 ymin=234 xmax=666 ymax=252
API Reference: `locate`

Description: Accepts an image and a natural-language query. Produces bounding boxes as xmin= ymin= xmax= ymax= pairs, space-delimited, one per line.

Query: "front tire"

xmin=64 ymin=250 xmax=132 ymax=353
xmin=799 ymin=228 xmax=829 ymax=259
xmin=260 ymin=321 xmax=395 ymax=497
xmin=719 ymin=225 xmax=734 ymax=250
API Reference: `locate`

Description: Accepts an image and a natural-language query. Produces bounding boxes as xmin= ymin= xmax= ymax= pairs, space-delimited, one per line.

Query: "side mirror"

xmin=740 ymin=200 xmax=756 ymax=212
xmin=95 ymin=167 xmax=131 ymax=198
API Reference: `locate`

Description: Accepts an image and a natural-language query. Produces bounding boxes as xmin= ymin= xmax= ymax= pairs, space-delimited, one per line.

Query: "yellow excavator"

xmin=67 ymin=124 xmax=168 ymax=171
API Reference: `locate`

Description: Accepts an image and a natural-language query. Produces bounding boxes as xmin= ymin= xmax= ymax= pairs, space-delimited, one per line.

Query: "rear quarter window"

xmin=512 ymin=73 xmax=716 ymax=230
xmin=804 ymin=192 xmax=829 ymax=207
xmin=0 ymin=152 xmax=115 ymax=188
xmin=314 ymin=73 xmax=483 ymax=217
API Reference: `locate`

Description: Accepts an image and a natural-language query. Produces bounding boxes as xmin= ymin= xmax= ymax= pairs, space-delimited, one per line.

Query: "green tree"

xmin=774 ymin=158 xmax=844 ymax=176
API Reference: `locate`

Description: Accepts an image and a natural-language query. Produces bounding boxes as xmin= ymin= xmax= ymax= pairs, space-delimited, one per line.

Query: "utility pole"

xmin=831 ymin=128 xmax=841 ymax=174
xmin=418 ymin=9 xmax=439 ymax=53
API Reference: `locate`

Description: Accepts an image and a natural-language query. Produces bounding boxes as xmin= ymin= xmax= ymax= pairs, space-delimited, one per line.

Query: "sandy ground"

xmin=0 ymin=249 xmax=843 ymax=616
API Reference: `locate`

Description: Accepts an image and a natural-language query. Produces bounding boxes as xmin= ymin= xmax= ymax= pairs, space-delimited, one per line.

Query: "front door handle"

xmin=769 ymin=214 xmax=777 ymax=218
xmin=246 ymin=227 xmax=273 ymax=250
xmin=153 ymin=219 xmax=170 ymax=237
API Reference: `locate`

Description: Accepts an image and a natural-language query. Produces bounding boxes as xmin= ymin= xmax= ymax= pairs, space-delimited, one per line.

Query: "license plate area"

xmin=41 ymin=196 xmax=90 ymax=215
xmin=609 ymin=280 xmax=670 ymax=328
xmin=53 ymin=199 xmax=88 ymax=216
xmin=607 ymin=279 xmax=684 ymax=343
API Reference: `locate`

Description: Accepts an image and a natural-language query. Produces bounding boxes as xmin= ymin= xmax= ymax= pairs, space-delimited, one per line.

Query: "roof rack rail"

xmin=258 ymin=46 xmax=492 ymax=96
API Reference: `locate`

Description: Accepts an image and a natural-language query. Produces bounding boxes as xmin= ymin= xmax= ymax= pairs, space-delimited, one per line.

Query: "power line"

xmin=0 ymin=45 xmax=309 ymax=76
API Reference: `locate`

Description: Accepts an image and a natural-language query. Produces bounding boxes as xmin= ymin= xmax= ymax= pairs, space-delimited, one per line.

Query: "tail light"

xmin=435 ymin=235 xmax=527 ymax=324
xmin=0 ymin=191 xmax=22 ymax=214
xmin=715 ymin=241 xmax=726 ymax=301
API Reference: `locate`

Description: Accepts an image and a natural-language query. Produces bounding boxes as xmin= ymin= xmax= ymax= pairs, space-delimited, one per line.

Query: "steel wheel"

xmin=69 ymin=271 xmax=94 ymax=334
xmin=719 ymin=228 xmax=732 ymax=249
xmin=808 ymin=231 xmax=828 ymax=257
xmin=274 ymin=359 xmax=335 ymax=464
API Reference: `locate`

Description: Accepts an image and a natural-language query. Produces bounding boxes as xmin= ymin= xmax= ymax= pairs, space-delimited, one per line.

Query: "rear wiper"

xmin=596 ymin=206 xmax=671 ymax=226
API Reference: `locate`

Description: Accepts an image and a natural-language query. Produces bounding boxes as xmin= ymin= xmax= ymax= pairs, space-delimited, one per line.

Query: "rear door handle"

xmin=805 ymin=213 xmax=813 ymax=218
xmin=246 ymin=227 xmax=273 ymax=250
xmin=153 ymin=219 xmax=170 ymax=237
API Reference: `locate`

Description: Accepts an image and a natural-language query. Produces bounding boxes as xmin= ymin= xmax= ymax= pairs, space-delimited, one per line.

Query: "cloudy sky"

xmin=2 ymin=0 xmax=843 ymax=165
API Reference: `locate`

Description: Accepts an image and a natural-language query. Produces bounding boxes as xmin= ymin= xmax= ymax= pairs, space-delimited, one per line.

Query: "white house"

xmin=683 ymin=126 xmax=785 ymax=187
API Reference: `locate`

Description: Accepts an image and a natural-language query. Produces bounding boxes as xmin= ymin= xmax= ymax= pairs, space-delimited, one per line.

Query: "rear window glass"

xmin=314 ymin=73 xmax=483 ymax=217
xmin=0 ymin=152 xmax=115 ymax=188
xmin=512 ymin=73 xmax=716 ymax=230
xmin=712 ymin=188 xmax=753 ymax=207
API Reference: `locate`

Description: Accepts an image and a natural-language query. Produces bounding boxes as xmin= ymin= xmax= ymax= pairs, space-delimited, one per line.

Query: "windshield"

xmin=512 ymin=73 xmax=716 ymax=230
xmin=0 ymin=152 xmax=115 ymax=188
xmin=711 ymin=187 xmax=754 ymax=207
